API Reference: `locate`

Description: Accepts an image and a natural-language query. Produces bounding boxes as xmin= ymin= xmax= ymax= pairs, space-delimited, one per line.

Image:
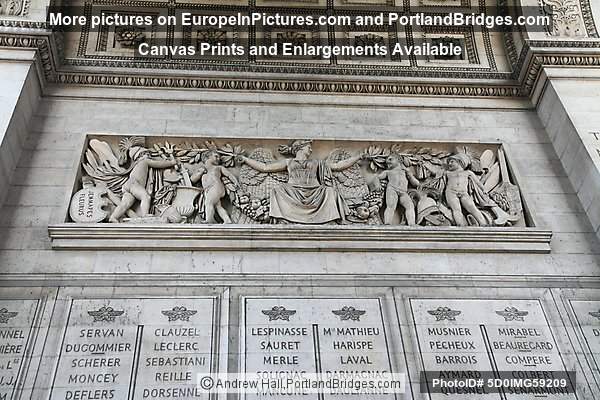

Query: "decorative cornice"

xmin=61 ymin=57 xmax=513 ymax=80
xmin=519 ymin=46 xmax=600 ymax=95
xmin=2 ymin=273 xmax=599 ymax=288
xmin=0 ymin=19 xmax=47 ymax=29
xmin=48 ymin=224 xmax=553 ymax=253
xmin=0 ymin=32 xmax=57 ymax=80
xmin=1 ymin=29 xmax=599 ymax=99
xmin=52 ymin=71 xmax=524 ymax=97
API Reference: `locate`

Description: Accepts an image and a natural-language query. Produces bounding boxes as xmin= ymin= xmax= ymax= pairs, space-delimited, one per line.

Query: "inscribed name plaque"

xmin=50 ymin=298 xmax=217 ymax=400
xmin=410 ymin=299 xmax=575 ymax=399
xmin=0 ymin=300 xmax=38 ymax=400
xmin=243 ymin=298 xmax=396 ymax=399
xmin=570 ymin=300 xmax=600 ymax=374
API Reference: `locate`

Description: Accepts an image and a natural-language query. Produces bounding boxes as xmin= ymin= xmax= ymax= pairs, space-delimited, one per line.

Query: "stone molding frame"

xmin=1 ymin=30 xmax=600 ymax=99
xmin=47 ymin=134 xmax=551 ymax=253
xmin=47 ymin=224 xmax=553 ymax=252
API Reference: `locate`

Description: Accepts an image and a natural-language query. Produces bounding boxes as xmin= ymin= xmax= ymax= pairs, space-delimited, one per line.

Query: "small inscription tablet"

xmin=0 ymin=300 xmax=38 ymax=400
xmin=410 ymin=299 xmax=576 ymax=399
xmin=50 ymin=298 xmax=216 ymax=400
xmin=243 ymin=297 xmax=396 ymax=399
xmin=570 ymin=300 xmax=600 ymax=375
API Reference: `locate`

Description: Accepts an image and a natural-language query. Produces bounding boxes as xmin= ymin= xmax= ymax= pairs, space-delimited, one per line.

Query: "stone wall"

xmin=537 ymin=69 xmax=600 ymax=241
xmin=0 ymin=50 xmax=39 ymax=208
xmin=1 ymin=91 xmax=597 ymax=277
xmin=1 ymin=88 xmax=600 ymax=398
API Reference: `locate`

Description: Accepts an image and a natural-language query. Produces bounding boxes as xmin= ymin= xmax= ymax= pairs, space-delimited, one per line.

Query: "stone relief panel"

xmin=68 ymin=136 xmax=527 ymax=227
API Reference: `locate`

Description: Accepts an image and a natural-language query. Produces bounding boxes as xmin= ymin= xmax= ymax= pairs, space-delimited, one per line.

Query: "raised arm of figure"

xmin=407 ymin=169 xmax=420 ymax=187
xmin=147 ymin=159 xmax=178 ymax=169
xmin=220 ymin=166 xmax=239 ymax=186
xmin=190 ymin=166 xmax=207 ymax=185
xmin=329 ymin=153 xmax=363 ymax=172
xmin=240 ymin=156 xmax=288 ymax=173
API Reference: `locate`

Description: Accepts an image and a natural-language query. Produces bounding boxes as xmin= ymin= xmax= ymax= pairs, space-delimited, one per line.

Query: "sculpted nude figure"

xmin=444 ymin=153 xmax=487 ymax=226
xmin=378 ymin=154 xmax=419 ymax=225
xmin=191 ymin=151 xmax=239 ymax=224
xmin=109 ymin=147 xmax=177 ymax=223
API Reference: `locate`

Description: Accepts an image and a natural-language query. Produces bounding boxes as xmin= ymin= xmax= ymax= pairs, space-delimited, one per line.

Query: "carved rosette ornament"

xmin=70 ymin=137 xmax=526 ymax=228
xmin=115 ymin=26 xmax=146 ymax=47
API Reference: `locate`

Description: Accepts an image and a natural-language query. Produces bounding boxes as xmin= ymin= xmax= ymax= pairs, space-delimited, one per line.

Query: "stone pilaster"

xmin=535 ymin=67 xmax=600 ymax=240
xmin=0 ymin=49 xmax=40 ymax=207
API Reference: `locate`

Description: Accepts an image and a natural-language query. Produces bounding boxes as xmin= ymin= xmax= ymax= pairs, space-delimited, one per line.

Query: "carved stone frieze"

xmin=540 ymin=0 xmax=586 ymax=37
xmin=70 ymin=136 xmax=527 ymax=228
xmin=60 ymin=0 xmax=502 ymax=74
xmin=0 ymin=0 xmax=28 ymax=16
xmin=3 ymin=30 xmax=600 ymax=99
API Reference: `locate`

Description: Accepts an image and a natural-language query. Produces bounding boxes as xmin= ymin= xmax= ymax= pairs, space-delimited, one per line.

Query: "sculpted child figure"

xmin=109 ymin=144 xmax=177 ymax=223
xmin=444 ymin=153 xmax=488 ymax=226
xmin=378 ymin=154 xmax=419 ymax=225
xmin=190 ymin=150 xmax=238 ymax=224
